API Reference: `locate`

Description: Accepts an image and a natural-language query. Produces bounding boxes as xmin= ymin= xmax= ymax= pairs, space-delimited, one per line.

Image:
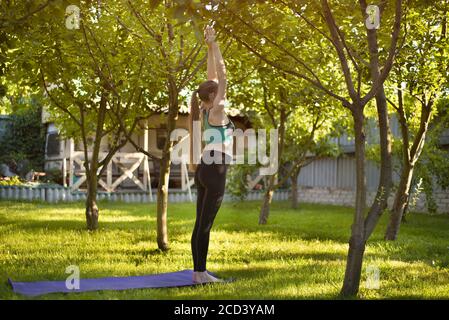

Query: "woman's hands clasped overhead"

xmin=204 ymin=25 xmax=216 ymax=46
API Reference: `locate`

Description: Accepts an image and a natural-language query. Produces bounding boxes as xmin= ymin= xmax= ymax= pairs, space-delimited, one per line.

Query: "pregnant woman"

xmin=188 ymin=26 xmax=235 ymax=284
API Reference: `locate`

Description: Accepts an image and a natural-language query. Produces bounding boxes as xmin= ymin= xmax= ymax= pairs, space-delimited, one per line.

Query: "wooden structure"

xmin=59 ymin=126 xmax=154 ymax=199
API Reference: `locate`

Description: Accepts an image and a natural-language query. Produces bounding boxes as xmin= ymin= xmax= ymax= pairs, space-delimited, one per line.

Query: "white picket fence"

xmin=0 ymin=186 xmax=291 ymax=203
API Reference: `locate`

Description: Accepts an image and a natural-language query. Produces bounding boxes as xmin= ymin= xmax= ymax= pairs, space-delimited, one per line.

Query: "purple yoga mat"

xmin=9 ymin=269 xmax=233 ymax=297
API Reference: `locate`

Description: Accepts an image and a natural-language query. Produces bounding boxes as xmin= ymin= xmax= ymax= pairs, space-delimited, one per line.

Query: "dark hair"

xmin=197 ymin=80 xmax=218 ymax=102
xmin=188 ymin=80 xmax=218 ymax=171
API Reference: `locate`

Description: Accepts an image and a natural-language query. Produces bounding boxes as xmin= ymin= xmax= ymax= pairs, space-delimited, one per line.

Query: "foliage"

xmin=413 ymin=98 xmax=449 ymax=213
xmin=424 ymin=97 xmax=449 ymax=190
xmin=0 ymin=105 xmax=45 ymax=172
xmin=365 ymin=1 xmax=449 ymax=216
xmin=0 ymin=0 xmax=52 ymax=114
xmin=226 ymin=162 xmax=258 ymax=201
xmin=0 ymin=176 xmax=23 ymax=186
xmin=44 ymin=167 xmax=64 ymax=185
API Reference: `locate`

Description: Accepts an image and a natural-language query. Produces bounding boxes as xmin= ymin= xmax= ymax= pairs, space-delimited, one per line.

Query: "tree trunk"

xmin=83 ymin=94 xmax=107 ymax=231
xmin=84 ymin=147 xmax=100 ymax=231
xmin=258 ymin=102 xmax=286 ymax=224
xmin=384 ymin=95 xmax=432 ymax=240
xmin=385 ymin=163 xmax=414 ymax=240
xmin=341 ymin=108 xmax=367 ymax=297
xmin=291 ymin=167 xmax=301 ymax=209
xmin=401 ymin=200 xmax=410 ymax=223
xmin=156 ymin=82 xmax=179 ymax=251
xmin=364 ymin=87 xmax=393 ymax=239
xmin=259 ymin=174 xmax=276 ymax=225
xmin=156 ymin=153 xmax=170 ymax=250
xmin=85 ymin=173 xmax=99 ymax=231
xmin=362 ymin=10 xmax=393 ymax=238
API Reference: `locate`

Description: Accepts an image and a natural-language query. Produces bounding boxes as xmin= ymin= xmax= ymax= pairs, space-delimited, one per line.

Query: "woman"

xmin=189 ymin=25 xmax=235 ymax=284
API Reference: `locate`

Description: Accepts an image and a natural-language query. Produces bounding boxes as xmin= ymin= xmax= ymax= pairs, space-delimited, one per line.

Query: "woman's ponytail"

xmin=188 ymin=90 xmax=201 ymax=172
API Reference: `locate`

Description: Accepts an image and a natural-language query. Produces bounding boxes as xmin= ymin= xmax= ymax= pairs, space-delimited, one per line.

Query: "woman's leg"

xmin=192 ymin=164 xmax=205 ymax=271
xmin=194 ymin=154 xmax=228 ymax=272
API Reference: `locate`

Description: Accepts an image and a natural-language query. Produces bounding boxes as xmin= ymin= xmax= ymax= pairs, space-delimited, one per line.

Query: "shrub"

xmin=0 ymin=176 xmax=23 ymax=186
xmin=226 ymin=163 xmax=258 ymax=202
xmin=0 ymin=106 xmax=45 ymax=174
xmin=44 ymin=168 xmax=63 ymax=185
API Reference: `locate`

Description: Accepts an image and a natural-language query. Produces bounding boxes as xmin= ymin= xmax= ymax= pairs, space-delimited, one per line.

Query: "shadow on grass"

xmin=0 ymin=218 xmax=172 ymax=232
xmin=216 ymin=222 xmax=350 ymax=244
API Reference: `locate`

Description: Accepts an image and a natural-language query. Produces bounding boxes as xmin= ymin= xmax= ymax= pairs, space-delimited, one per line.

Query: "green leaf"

xmin=150 ymin=0 xmax=163 ymax=10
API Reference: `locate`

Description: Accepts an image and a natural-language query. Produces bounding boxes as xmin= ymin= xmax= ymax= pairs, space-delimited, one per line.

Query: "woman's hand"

xmin=204 ymin=25 xmax=216 ymax=46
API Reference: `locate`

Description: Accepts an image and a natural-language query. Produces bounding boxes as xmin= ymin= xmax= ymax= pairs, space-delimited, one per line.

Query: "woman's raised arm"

xmin=205 ymin=26 xmax=218 ymax=81
xmin=211 ymin=40 xmax=227 ymax=112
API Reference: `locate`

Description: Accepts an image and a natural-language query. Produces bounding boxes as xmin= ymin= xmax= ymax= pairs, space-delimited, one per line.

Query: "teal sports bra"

xmin=203 ymin=109 xmax=235 ymax=145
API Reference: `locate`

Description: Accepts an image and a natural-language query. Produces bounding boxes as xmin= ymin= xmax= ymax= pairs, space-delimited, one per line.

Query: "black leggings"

xmin=191 ymin=150 xmax=230 ymax=272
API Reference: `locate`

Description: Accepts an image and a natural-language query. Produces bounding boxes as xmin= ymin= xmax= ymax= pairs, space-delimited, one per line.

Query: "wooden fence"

xmin=0 ymin=185 xmax=290 ymax=203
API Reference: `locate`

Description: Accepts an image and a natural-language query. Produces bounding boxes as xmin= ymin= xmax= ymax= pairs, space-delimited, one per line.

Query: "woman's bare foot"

xmin=192 ymin=271 xmax=224 ymax=284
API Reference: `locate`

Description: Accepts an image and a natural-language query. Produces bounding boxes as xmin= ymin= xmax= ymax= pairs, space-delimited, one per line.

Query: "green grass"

xmin=0 ymin=200 xmax=448 ymax=299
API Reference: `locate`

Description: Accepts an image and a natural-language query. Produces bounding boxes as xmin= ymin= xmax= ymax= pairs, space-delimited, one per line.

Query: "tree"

xmin=284 ymin=99 xmax=343 ymax=209
xmin=413 ymin=103 xmax=449 ymax=214
xmin=253 ymin=67 xmax=342 ymax=223
xmin=384 ymin=0 xmax=449 ymax=239
xmin=11 ymin=1 xmax=161 ymax=230
xmin=360 ymin=0 xmax=394 ymax=240
xmin=126 ymin=0 xmax=214 ymax=250
xmin=203 ymin=0 xmax=403 ymax=296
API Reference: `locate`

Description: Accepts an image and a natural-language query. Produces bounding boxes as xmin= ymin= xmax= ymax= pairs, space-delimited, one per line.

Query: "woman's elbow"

xmin=216 ymin=69 xmax=226 ymax=80
xmin=217 ymin=76 xmax=227 ymax=87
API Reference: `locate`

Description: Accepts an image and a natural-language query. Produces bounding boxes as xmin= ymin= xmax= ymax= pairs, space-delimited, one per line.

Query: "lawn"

xmin=0 ymin=200 xmax=448 ymax=300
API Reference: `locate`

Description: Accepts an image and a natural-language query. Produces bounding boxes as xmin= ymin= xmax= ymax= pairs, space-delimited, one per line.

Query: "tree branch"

xmin=361 ymin=0 xmax=403 ymax=105
xmin=321 ymin=0 xmax=358 ymax=103
xmin=40 ymin=68 xmax=82 ymax=127
xmin=213 ymin=20 xmax=351 ymax=108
